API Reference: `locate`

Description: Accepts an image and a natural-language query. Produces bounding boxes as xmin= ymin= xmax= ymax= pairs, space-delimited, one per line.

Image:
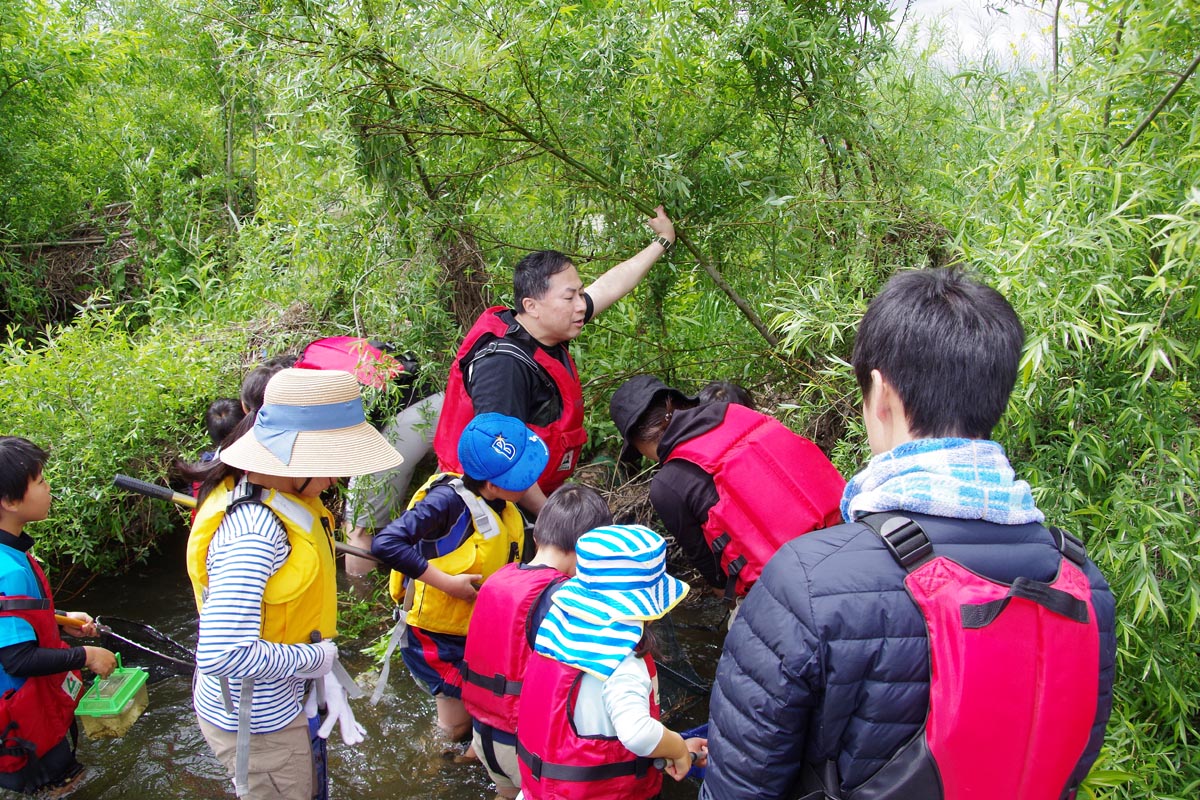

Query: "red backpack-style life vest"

xmin=811 ymin=515 xmax=1101 ymax=800
xmin=665 ymin=403 xmax=845 ymax=596
xmin=0 ymin=554 xmax=84 ymax=777
xmin=433 ymin=307 xmax=586 ymax=495
xmin=461 ymin=563 xmax=566 ymax=733
xmin=517 ymin=652 xmax=663 ymax=800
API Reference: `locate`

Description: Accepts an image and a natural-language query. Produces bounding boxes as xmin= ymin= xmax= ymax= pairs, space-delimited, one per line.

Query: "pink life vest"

xmin=434 ymin=307 xmax=586 ymax=495
xmin=517 ymin=652 xmax=662 ymax=800
xmin=461 ymin=563 xmax=566 ymax=733
xmin=0 ymin=554 xmax=84 ymax=777
xmin=828 ymin=515 xmax=1102 ymax=800
xmin=294 ymin=336 xmax=408 ymax=389
xmin=665 ymin=403 xmax=845 ymax=595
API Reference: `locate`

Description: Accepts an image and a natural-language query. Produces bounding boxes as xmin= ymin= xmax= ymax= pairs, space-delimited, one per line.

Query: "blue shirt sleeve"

xmin=371 ymin=485 xmax=467 ymax=578
xmin=0 ymin=553 xmax=42 ymax=648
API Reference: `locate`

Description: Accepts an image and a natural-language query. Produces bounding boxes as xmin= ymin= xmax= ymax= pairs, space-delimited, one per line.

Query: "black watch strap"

xmin=653 ymin=235 xmax=673 ymax=251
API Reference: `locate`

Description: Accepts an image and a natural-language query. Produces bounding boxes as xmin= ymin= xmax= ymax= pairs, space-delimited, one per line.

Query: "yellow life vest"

xmin=187 ymin=477 xmax=338 ymax=644
xmin=388 ymin=473 xmax=525 ymax=636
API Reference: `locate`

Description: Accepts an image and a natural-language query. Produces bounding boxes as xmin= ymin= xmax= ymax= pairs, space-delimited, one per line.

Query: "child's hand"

xmin=663 ymin=748 xmax=692 ymax=781
xmin=686 ymin=736 xmax=709 ymax=767
xmin=84 ymin=646 xmax=117 ymax=678
xmin=60 ymin=611 xmax=98 ymax=638
xmin=442 ymin=573 xmax=482 ymax=601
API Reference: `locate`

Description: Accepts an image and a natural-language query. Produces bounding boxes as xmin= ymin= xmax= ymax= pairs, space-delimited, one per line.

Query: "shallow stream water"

xmin=57 ymin=537 xmax=726 ymax=800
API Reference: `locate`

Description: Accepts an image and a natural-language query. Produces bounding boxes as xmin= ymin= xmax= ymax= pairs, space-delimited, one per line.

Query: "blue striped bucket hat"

xmin=534 ymin=524 xmax=689 ymax=679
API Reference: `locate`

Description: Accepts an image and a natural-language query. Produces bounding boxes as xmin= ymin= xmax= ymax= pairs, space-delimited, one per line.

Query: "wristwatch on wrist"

xmin=653 ymin=235 xmax=673 ymax=251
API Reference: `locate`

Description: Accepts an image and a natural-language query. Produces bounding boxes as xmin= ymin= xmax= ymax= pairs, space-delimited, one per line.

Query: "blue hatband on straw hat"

xmin=534 ymin=524 xmax=688 ymax=679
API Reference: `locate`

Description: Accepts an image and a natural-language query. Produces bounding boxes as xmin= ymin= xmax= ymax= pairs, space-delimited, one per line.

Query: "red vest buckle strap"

xmin=516 ymin=739 xmax=653 ymax=782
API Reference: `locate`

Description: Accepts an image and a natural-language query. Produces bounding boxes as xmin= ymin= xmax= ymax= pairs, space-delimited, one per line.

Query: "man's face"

xmin=524 ymin=265 xmax=587 ymax=346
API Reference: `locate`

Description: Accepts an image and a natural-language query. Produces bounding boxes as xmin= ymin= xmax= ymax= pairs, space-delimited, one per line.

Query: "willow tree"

xmin=804 ymin=3 xmax=1200 ymax=796
xmin=269 ymin=0 xmax=919 ymax=392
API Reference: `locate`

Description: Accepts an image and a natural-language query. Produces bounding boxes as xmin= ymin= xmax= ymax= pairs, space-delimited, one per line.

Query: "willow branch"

xmin=1119 ymin=50 xmax=1200 ymax=151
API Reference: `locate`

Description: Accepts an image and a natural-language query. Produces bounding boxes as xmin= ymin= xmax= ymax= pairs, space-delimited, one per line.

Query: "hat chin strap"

xmin=296 ymin=477 xmax=313 ymax=494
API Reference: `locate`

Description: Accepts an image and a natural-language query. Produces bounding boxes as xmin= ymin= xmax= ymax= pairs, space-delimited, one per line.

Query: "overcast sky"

xmin=890 ymin=0 xmax=1062 ymax=67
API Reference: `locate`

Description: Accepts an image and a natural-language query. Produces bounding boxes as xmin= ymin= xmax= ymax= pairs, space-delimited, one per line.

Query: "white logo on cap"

xmin=492 ymin=434 xmax=516 ymax=461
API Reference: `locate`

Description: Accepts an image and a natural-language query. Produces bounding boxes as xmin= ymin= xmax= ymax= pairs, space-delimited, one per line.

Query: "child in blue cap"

xmin=371 ymin=413 xmax=549 ymax=746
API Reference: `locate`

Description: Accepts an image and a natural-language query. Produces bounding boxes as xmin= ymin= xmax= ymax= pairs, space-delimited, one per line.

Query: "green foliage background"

xmin=0 ymin=0 xmax=1197 ymax=795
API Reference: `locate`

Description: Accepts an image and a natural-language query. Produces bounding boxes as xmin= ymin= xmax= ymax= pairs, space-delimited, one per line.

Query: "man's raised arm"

xmin=586 ymin=206 xmax=676 ymax=316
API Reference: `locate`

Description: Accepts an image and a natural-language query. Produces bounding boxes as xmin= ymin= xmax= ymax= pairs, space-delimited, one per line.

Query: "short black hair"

xmin=534 ymin=483 xmax=612 ymax=552
xmin=513 ymin=250 xmax=574 ymax=312
xmin=851 ymin=268 xmax=1024 ymax=439
xmin=0 ymin=437 xmax=48 ymax=504
xmin=205 ymin=398 xmax=245 ymax=446
xmin=461 ymin=474 xmax=488 ymax=496
xmin=699 ymin=380 xmax=755 ymax=411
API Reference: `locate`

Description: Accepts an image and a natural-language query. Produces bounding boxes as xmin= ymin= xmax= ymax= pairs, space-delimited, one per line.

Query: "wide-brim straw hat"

xmin=220 ymin=368 xmax=404 ymax=478
xmin=609 ymin=375 xmax=696 ymax=463
xmin=533 ymin=525 xmax=689 ymax=679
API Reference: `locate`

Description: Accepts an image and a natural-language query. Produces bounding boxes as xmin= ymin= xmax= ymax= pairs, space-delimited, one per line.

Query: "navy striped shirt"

xmin=193 ymin=501 xmax=326 ymax=733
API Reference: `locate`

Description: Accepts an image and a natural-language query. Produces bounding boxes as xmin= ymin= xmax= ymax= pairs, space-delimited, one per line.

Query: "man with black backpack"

xmin=701 ymin=268 xmax=1116 ymax=800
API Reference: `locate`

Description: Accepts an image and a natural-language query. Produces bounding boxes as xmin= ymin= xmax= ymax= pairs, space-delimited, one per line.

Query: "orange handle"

xmin=55 ymin=614 xmax=86 ymax=628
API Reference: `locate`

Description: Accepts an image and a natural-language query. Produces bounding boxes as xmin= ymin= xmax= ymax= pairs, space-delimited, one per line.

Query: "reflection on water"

xmin=62 ymin=540 xmax=725 ymax=800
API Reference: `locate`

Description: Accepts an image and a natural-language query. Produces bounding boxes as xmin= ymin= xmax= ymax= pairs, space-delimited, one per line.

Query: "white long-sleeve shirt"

xmin=193 ymin=501 xmax=327 ymax=733
xmin=572 ymin=653 xmax=666 ymax=757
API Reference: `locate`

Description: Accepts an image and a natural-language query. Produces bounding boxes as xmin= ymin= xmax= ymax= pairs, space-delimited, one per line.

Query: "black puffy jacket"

xmin=700 ymin=512 xmax=1116 ymax=800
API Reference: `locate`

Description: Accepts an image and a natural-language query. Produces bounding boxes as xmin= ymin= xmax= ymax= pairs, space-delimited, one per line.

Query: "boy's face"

xmin=12 ymin=472 xmax=52 ymax=524
xmin=491 ymin=485 xmax=527 ymax=504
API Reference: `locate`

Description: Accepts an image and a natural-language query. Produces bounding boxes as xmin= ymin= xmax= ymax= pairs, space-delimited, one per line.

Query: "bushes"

xmin=0 ymin=311 xmax=248 ymax=578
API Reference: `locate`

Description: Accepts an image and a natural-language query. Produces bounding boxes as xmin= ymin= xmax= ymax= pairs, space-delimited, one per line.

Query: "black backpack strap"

xmin=860 ymin=513 xmax=935 ymax=572
xmin=0 ymin=720 xmax=39 ymax=778
xmin=1048 ymin=526 xmax=1087 ymax=567
xmin=710 ymin=532 xmax=746 ymax=604
xmin=461 ymin=664 xmax=524 ymax=698
xmin=465 ymin=339 xmax=553 ymax=391
xmin=517 ymin=739 xmax=654 ymax=782
xmin=796 ymin=759 xmax=843 ymax=800
xmin=0 ymin=598 xmax=51 ymax=612
xmin=959 ymin=575 xmax=1091 ymax=627
xmin=226 ymin=480 xmax=266 ymax=509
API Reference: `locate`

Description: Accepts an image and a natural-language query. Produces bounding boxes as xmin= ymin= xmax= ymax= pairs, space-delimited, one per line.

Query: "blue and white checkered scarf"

xmin=841 ymin=438 xmax=1044 ymax=525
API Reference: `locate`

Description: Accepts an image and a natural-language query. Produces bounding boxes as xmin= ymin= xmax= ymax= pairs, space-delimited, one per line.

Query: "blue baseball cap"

xmin=457 ymin=413 xmax=550 ymax=491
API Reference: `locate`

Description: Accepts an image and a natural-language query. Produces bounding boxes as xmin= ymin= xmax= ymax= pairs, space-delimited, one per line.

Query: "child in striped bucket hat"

xmin=518 ymin=525 xmax=707 ymax=798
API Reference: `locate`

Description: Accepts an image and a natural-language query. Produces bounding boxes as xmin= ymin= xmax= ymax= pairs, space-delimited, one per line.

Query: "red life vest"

xmin=433 ymin=307 xmax=586 ymax=495
xmin=517 ymin=652 xmax=662 ymax=800
xmin=829 ymin=515 xmax=1102 ymax=800
xmin=665 ymin=403 xmax=845 ymax=595
xmin=461 ymin=563 xmax=566 ymax=734
xmin=0 ymin=553 xmax=84 ymax=776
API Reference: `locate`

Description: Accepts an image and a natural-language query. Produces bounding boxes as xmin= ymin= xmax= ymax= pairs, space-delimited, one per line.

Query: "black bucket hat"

xmin=609 ymin=375 xmax=695 ymax=463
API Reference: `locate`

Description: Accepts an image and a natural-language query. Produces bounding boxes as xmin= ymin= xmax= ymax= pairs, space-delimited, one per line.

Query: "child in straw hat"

xmin=517 ymin=524 xmax=708 ymax=799
xmin=184 ymin=368 xmax=403 ymax=800
xmin=371 ymin=413 xmax=549 ymax=749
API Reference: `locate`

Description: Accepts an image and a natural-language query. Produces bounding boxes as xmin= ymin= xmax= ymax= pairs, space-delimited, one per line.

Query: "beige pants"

xmin=199 ymin=711 xmax=314 ymax=800
xmin=471 ymin=726 xmax=521 ymax=793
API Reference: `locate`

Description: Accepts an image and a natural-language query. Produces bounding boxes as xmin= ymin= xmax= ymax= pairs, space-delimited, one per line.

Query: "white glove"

xmin=316 ymin=672 xmax=366 ymax=746
xmin=303 ymin=684 xmax=319 ymax=719
xmin=296 ymin=640 xmax=338 ymax=679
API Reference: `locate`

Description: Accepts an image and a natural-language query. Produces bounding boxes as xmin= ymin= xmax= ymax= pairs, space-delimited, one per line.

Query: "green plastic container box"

xmin=74 ymin=655 xmax=149 ymax=738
